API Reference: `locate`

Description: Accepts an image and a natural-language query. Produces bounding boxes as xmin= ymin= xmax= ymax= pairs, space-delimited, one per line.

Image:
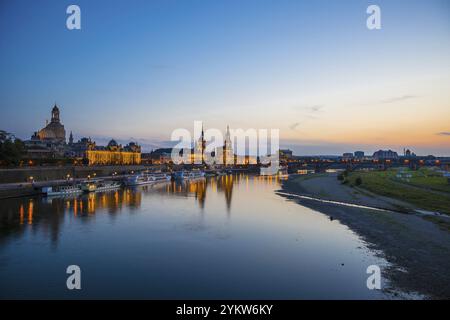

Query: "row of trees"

xmin=0 ymin=130 xmax=25 ymax=166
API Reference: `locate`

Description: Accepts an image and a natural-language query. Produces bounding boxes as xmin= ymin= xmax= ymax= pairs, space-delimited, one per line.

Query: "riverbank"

xmin=345 ymin=168 xmax=450 ymax=215
xmin=281 ymin=173 xmax=450 ymax=299
xmin=0 ymin=165 xmax=150 ymax=184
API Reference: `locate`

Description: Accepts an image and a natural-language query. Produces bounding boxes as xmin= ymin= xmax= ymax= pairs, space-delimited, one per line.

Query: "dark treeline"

xmin=0 ymin=130 xmax=25 ymax=166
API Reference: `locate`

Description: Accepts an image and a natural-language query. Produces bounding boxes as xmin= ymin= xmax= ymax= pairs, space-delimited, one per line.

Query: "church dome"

xmin=38 ymin=121 xmax=65 ymax=141
xmin=34 ymin=104 xmax=66 ymax=143
xmin=108 ymin=139 xmax=118 ymax=147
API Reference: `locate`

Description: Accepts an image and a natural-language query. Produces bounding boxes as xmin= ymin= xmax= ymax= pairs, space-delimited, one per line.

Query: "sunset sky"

xmin=0 ymin=0 xmax=449 ymax=155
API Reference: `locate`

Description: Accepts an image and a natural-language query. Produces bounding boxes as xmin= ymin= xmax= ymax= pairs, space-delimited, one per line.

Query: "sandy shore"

xmin=281 ymin=173 xmax=450 ymax=299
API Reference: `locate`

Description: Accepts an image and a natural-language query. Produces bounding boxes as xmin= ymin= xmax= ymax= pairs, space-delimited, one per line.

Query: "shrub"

xmin=355 ymin=177 xmax=362 ymax=186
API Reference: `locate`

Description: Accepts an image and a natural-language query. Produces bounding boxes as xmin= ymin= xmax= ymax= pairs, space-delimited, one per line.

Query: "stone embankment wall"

xmin=0 ymin=165 xmax=148 ymax=184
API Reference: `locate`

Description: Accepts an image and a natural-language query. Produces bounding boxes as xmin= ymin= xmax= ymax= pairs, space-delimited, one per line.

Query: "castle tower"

xmin=224 ymin=125 xmax=233 ymax=166
xmin=69 ymin=131 xmax=74 ymax=145
xmin=51 ymin=104 xmax=60 ymax=123
xmin=194 ymin=124 xmax=206 ymax=164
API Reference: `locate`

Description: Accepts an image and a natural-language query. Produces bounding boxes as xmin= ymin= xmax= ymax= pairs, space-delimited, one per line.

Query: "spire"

xmin=225 ymin=125 xmax=231 ymax=142
xmin=51 ymin=103 xmax=60 ymax=123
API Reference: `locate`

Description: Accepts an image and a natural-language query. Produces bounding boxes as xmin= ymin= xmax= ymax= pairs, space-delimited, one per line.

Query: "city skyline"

xmin=1 ymin=0 xmax=449 ymax=156
xmin=8 ymin=103 xmax=449 ymax=157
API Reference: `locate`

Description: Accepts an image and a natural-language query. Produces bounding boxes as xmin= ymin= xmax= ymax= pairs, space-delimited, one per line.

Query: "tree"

xmin=0 ymin=130 xmax=25 ymax=166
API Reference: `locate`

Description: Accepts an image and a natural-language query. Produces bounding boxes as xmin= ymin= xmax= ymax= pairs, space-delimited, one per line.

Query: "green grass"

xmin=347 ymin=169 xmax=450 ymax=215
xmin=407 ymin=168 xmax=450 ymax=193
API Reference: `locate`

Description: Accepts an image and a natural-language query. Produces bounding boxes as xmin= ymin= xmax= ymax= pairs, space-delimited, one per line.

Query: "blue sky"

xmin=0 ymin=0 xmax=449 ymax=155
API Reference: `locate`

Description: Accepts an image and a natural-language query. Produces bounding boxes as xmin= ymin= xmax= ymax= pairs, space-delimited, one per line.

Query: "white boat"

xmin=151 ymin=173 xmax=172 ymax=183
xmin=173 ymin=170 xmax=205 ymax=180
xmin=260 ymin=165 xmax=288 ymax=177
xmin=124 ymin=172 xmax=171 ymax=186
xmin=93 ymin=181 xmax=122 ymax=192
xmin=42 ymin=185 xmax=82 ymax=196
xmin=184 ymin=170 xmax=206 ymax=180
xmin=81 ymin=182 xmax=97 ymax=193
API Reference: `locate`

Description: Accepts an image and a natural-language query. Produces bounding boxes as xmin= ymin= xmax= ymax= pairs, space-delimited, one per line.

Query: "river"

xmin=0 ymin=174 xmax=393 ymax=299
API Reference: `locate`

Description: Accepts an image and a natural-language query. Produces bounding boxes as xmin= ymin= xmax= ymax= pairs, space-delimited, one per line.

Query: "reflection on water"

xmin=0 ymin=174 xmax=283 ymax=248
xmin=0 ymin=174 xmax=390 ymax=299
xmin=0 ymin=189 xmax=143 ymax=246
xmin=163 ymin=174 xmax=255 ymax=211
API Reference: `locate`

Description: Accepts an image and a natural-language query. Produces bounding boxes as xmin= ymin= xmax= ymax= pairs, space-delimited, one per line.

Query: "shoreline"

xmin=280 ymin=173 xmax=450 ymax=299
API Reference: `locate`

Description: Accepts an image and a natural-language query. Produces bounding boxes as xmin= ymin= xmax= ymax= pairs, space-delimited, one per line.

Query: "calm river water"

xmin=0 ymin=174 xmax=391 ymax=299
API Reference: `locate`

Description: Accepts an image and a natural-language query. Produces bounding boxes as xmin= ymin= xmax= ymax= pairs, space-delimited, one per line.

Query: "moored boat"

xmin=42 ymin=184 xmax=82 ymax=197
xmin=172 ymin=170 xmax=206 ymax=181
xmin=151 ymin=173 xmax=172 ymax=183
xmin=260 ymin=165 xmax=288 ymax=177
xmin=94 ymin=181 xmax=122 ymax=192
xmin=81 ymin=182 xmax=97 ymax=193
xmin=124 ymin=172 xmax=171 ymax=186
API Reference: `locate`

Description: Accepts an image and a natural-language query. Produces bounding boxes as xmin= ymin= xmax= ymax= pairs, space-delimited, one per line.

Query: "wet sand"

xmin=280 ymin=173 xmax=450 ymax=299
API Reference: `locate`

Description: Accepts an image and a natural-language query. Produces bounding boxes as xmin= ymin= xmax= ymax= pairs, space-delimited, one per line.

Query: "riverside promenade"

xmin=0 ymin=164 xmax=157 ymax=199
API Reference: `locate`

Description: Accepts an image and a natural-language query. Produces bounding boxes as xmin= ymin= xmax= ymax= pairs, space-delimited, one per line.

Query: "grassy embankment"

xmin=344 ymin=167 xmax=450 ymax=215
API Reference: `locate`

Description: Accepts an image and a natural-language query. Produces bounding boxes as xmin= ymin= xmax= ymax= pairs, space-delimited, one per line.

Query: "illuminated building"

xmin=223 ymin=125 xmax=234 ymax=166
xmin=192 ymin=125 xmax=206 ymax=164
xmin=33 ymin=104 xmax=66 ymax=143
xmin=149 ymin=125 xmax=237 ymax=166
xmin=85 ymin=139 xmax=141 ymax=165
xmin=25 ymin=104 xmax=67 ymax=158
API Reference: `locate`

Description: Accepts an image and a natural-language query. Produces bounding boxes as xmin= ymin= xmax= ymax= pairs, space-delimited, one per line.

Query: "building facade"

xmin=34 ymin=105 xmax=66 ymax=143
xmin=25 ymin=104 xmax=67 ymax=159
xmin=85 ymin=139 xmax=141 ymax=165
xmin=373 ymin=149 xmax=399 ymax=160
xmin=24 ymin=105 xmax=141 ymax=165
xmin=354 ymin=151 xmax=365 ymax=159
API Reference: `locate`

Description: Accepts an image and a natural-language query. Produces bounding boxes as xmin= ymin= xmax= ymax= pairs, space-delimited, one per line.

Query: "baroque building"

xmin=85 ymin=139 xmax=141 ymax=165
xmin=33 ymin=104 xmax=66 ymax=143
xmin=25 ymin=104 xmax=67 ymax=159
xmin=192 ymin=125 xmax=206 ymax=164
xmin=24 ymin=104 xmax=141 ymax=164
xmin=150 ymin=125 xmax=235 ymax=166
xmin=223 ymin=125 xmax=234 ymax=166
xmin=215 ymin=125 xmax=234 ymax=166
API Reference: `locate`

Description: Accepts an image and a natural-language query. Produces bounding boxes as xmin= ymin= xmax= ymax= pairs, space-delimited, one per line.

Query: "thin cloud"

xmin=437 ymin=132 xmax=450 ymax=136
xmin=308 ymin=105 xmax=324 ymax=112
xmin=290 ymin=122 xmax=300 ymax=130
xmin=289 ymin=105 xmax=324 ymax=129
xmin=379 ymin=95 xmax=417 ymax=104
xmin=292 ymin=104 xmax=324 ymax=113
